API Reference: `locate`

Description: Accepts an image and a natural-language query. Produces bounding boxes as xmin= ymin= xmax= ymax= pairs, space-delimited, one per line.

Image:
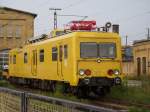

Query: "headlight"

xmin=84 ymin=78 xmax=90 ymax=85
xmin=114 ymin=69 xmax=120 ymax=75
xmin=114 ymin=77 xmax=121 ymax=85
xmin=79 ymin=69 xmax=84 ymax=76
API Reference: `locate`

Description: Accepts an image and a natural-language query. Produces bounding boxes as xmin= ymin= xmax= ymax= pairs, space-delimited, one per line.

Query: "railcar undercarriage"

xmin=7 ymin=76 xmax=120 ymax=98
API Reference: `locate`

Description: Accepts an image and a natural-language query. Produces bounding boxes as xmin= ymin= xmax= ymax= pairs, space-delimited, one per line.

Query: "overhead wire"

xmin=34 ymin=0 xmax=52 ymax=10
xmin=58 ymin=14 xmax=88 ymax=21
xmin=115 ymin=11 xmax=150 ymax=43
xmin=115 ymin=11 xmax=150 ymax=23
xmin=56 ymin=0 xmax=90 ymax=27
xmin=63 ymin=0 xmax=87 ymax=10
xmin=132 ymin=32 xmax=146 ymax=37
xmin=0 ymin=0 xmax=14 ymax=6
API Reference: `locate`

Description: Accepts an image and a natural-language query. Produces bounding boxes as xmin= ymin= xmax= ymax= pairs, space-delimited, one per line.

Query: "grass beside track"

xmin=105 ymin=75 xmax=150 ymax=112
xmin=106 ymin=76 xmax=150 ymax=104
xmin=106 ymin=85 xmax=150 ymax=105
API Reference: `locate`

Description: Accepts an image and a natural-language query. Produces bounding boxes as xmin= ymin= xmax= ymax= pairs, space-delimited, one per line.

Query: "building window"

xmin=24 ymin=53 xmax=28 ymax=63
xmin=10 ymin=56 xmax=12 ymax=64
xmin=148 ymin=61 xmax=150 ymax=67
xmin=52 ymin=47 xmax=57 ymax=61
xmin=0 ymin=50 xmax=9 ymax=66
xmin=39 ymin=49 xmax=44 ymax=62
xmin=64 ymin=45 xmax=68 ymax=59
xmin=13 ymin=55 xmax=16 ymax=64
xmin=6 ymin=25 xmax=13 ymax=37
xmin=15 ymin=25 xmax=22 ymax=38
xmin=0 ymin=25 xmax=4 ymax=37
xmin=142 ymin=57 xmax=146 ymax=74
xmin=137 ymin=57 xmax=141 ymax=76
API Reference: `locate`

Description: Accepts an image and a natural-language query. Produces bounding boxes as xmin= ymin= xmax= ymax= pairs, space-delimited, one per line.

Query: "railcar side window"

xmin=52 ymin=47 xmax=57 ymax=61
xmin=99 ymin=43 xmax=116 ymax=58
xmin=59 ymin=46 xmax=63 ymax=61
xmin=55 ymin=31 xmax=64 ymax=36
xmin=39 ymin=49 xmax=44 ymax=62
xmin=13 ymin=55 xmax=16 ymax=64
xmin=80 ymin=42 xmax=97 ymax=58
xmin=24 ymin=53 xmax=28 ymax=63
xmin=64 ymin=45 xmax=68 ymax=59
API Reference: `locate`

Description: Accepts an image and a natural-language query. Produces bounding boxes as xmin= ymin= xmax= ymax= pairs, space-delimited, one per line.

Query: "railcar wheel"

xmin=50 ymin=81 xmax=56 ymax=92
xmin=77 ymin=87 xmax=84 ymax=98
xmin=77 ymin=86 xmax=89 ymax=98
xmin=99 ymin=86 xmax=110 ymax=96
xmin=62 ymin=83 xmax=71 ymax=94
xmin=104 ymin=86 xmax=110 ymax=93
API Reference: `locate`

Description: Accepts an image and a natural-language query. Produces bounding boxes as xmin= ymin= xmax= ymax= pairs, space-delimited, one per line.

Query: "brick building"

xmin=133 ymin=39 xmax=150 ymax=76
xmin=0 ymin=6 xmax=37 ymax=66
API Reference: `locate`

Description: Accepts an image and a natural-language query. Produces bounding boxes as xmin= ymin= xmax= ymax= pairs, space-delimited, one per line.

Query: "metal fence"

xmin=0 ymin=87 xmax=119 ymax=112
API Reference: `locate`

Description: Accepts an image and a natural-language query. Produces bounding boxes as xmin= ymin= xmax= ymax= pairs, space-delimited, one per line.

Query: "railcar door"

xmin=32 ymin=50 xmax=37 ymax=76
xmin=58 ymin=45 xmax=63 ymax=80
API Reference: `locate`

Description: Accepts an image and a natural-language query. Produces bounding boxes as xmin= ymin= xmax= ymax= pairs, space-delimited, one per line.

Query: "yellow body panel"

xmin=9 ymin=32 xmax=123 ymax=86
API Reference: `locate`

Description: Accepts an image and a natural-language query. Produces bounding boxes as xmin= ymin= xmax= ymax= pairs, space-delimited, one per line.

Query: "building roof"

xmin=133 ymin=39 xmax=150 ymax=45
xmin=0 ymin=6 xmax=37 ymax=18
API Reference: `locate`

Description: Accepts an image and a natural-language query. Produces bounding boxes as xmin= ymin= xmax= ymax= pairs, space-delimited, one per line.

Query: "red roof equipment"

xmin=67 ymin=21 xmax=96 ymax=31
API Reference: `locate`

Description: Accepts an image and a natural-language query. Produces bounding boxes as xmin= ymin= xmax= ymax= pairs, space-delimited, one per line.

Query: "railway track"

xmin=2 ymin=81 xmax=149 ymax=111
xmin=5 ymin=84 xmax=128 ymax=111
xmin=92 ymin=100 xmax=128 ymax=111
xmin=104 ymin=99 xmax=150 ymax=109
xmin=93 ymin=98 xmax=150 ymax=110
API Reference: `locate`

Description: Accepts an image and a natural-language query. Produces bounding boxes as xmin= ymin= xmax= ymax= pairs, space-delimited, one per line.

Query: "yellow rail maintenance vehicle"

xmin=8 ymin=21 xmax=123 ymax=97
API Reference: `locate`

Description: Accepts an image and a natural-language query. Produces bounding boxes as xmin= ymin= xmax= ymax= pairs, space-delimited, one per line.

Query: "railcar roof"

xmin=29 ymin=32 xmax=119 ymax=46
xmin=10 ymin=31 xmax=120 ymax=52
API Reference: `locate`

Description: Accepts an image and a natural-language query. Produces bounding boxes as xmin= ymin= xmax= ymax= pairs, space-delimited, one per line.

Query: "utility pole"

xmin=125 ymin=35 xmax=128 ymax=78
xmin=147 ymin=28 xmax=150 ymax=39
xmin=49 ymin=8 xmax=62 ymax=29
xmin=125 ymin=35 xmax=128 ymax=46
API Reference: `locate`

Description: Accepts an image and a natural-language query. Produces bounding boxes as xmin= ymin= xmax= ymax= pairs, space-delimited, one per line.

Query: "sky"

xmin=0 ymin=0 xmax=150 ymax=45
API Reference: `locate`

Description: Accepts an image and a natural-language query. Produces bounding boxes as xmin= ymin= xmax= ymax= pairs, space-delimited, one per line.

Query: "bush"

xmin=105 ymin=77 xmax=150 ymax=105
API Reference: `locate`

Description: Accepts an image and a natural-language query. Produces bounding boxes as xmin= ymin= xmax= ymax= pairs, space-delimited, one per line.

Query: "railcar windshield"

xmin=80 ymin=42 xmax=98 ymax=58
xmin=80 ymin=42 xmax=116 ymax=58
xmin=99 ymin=43 xmax=116 ymax=58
